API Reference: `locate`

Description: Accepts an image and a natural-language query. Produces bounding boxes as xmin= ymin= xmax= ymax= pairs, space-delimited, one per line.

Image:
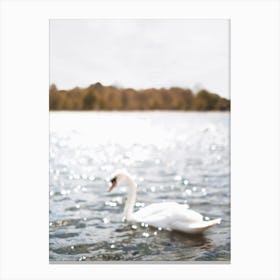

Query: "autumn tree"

xmin=49 ymin=83 xmax=230 ymax=111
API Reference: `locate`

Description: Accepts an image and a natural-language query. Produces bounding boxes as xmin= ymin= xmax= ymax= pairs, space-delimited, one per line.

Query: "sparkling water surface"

xmin=49 ymin=112 xmax=230 ymax=262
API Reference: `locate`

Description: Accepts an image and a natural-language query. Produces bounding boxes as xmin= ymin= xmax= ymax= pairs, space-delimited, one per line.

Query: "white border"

xmin=0 ymin=1 xmax=279 ymax=280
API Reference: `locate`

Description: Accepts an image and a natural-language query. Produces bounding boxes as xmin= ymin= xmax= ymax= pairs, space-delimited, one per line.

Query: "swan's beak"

xmin=108 ymin=177 xmax=117 ymax=192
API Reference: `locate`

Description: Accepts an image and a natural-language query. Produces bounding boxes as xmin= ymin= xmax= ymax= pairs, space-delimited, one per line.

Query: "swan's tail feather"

xmin=170 ymin=218 xmax=221 ymax=234
xmin=184 ymin=218 xmax=222 ymax=234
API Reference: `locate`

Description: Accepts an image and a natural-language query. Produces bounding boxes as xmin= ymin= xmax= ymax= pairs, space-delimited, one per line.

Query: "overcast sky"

xmin=50 ymin=19 xmax=229 ymax=98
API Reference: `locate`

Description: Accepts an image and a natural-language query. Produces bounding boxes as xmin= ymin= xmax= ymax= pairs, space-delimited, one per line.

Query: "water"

xmin=49 ymin=112 xmax=230 ymax=262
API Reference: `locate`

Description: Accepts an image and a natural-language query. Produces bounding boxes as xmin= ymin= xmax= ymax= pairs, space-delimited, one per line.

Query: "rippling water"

xmin=49 ymin=112 xmax=230 ymax=262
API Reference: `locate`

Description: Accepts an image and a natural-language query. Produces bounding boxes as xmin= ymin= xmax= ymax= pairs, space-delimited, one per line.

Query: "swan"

xmin=108 ymin=170 xmax=221 ymax=234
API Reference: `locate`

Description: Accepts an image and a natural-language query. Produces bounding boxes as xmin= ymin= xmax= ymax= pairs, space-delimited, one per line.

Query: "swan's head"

xmin=108 ymin=170 xmax=132 ymax=192
xmin=108 ymin=176 xmax=118 ymax=192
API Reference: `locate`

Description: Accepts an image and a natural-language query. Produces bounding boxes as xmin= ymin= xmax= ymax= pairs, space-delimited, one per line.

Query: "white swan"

xmin=108 ymin=170 xmax=221 ymax=234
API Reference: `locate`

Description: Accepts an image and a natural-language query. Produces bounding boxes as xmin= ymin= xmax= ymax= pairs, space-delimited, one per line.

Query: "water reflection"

xmin=170 ymin=230 xmax=213 ymax=249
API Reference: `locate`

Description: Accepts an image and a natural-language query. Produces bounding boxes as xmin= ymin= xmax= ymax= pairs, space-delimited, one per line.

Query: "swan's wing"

xmin=171 ymin=208 xmax=203 ymax=223
xmin=132 ymin=202 xmax=200 ymax=229
xmin=136 ymin=213 xmax=172 ymax=229
xmin=132 ymin=202 xmax=175 ymax=228
xmin=133 ymin=202 xmax=188 ymax=221
xmin=132 ymin=202 xmax=221 ymax=233
xmin=133 ymin=202 xmax=173 ymax=219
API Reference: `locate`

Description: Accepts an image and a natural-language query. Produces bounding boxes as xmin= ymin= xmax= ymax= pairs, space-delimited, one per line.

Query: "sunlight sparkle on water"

xmin=61 ymin=189 xmax=70 ymax=195
xmin=210 ymin=144 xmax=217 ymax=151
xmin=89 ymin=175 xmax=95 ymax=181
xmin=74 ymin=185 xmax=81 ymax=193
xmin=105 ymin=201 xmax=117 ymax=207
xmin=185 ymin=189 xmax=192 ymax=196
xmin=183 ymin=180 xmax=189 ymax=186
xmin=135 ymin=202 xmax=145 ymax=208
xmin=138 ymin=177 xmax=144 ymax=182
xmin=174 ymin=175 xmax=182 ymax=181
xmin=142 ymin=232 xmax=150 ymax=238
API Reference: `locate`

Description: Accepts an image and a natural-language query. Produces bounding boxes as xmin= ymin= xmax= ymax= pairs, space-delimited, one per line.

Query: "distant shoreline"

xmin=49 ymin=110 xmax=230 ymax=113
xmin=50 ymin=83 xmax=230 ymax=111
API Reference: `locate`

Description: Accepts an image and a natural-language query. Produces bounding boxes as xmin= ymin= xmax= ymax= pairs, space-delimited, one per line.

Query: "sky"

xmin=50 ymin=19 xmax=229 ymax=98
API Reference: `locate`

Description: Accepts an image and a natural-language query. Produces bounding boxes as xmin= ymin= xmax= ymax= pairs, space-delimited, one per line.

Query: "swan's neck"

xmin=123 ymin=176 xmax=137 ymax=220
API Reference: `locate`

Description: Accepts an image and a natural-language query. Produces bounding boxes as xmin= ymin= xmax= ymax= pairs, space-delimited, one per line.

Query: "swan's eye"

xmin=110 ymin=177 xmax=117 ymax=184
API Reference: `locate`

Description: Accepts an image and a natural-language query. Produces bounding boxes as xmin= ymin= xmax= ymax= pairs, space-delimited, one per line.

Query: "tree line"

xmin=49 ymin=82 xmax=230 ymax=111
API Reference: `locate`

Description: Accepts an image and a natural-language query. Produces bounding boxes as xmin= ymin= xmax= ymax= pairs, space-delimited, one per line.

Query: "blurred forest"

xmin=49 ymin=83 xmax=230 ymax=111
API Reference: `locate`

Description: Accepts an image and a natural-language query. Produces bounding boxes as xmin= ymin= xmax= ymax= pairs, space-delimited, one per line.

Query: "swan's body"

xmin=108 ymin=171 xmax=221 ymax=234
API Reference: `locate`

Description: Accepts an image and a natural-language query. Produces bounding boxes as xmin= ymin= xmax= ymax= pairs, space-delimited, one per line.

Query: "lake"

xmin=49 ymin=111 xmax=230 ymax=262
